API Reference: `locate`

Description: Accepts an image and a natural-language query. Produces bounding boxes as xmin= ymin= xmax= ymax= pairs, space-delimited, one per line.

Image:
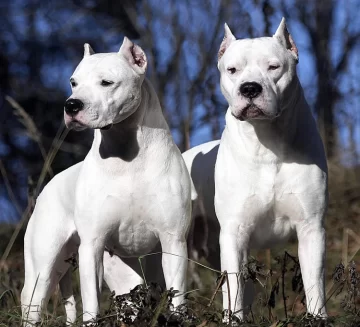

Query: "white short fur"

xmin=214 ymin=18 xmax=328 ymax=320
xmin=21 ymin=37 xmax=191 ymax=325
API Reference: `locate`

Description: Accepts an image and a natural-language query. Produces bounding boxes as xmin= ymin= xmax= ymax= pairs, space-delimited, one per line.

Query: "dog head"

xmin=64 ymin=37 xmax=147 ymax=130
xmin=218 ymin=18 xmax=299 ymax=121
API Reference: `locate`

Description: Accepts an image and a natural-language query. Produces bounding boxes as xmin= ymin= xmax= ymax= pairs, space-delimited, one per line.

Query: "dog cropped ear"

xmin=84 ymin=43 xmax=95 ymax=57
xmin=119 ymin=37 xmax=147 ymax=74
xmin=273 ymin=17 xmax=299 ymax=63
xmin=218 ymin=23 xmax=236 ymax=62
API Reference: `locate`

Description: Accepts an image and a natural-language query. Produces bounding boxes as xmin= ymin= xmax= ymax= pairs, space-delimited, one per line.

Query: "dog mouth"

xmin=64 ymin=110 xmax=114 ymax=130
xmin=100 ymin=124 xmax=113 ymax=130
xmin=65 ymin=117 xmax=113 ymax=131
xmin=65 ymin=117 xmax=86 ymax=131
xmin=232 ymin=104 xmax=266 ymax=121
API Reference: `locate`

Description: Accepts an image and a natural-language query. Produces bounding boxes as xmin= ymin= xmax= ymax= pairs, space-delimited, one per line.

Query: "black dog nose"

xmin=240 ymin=82 xmax=263 ymax=99
xmin=64 ymin=98 xmax=84 ymax=115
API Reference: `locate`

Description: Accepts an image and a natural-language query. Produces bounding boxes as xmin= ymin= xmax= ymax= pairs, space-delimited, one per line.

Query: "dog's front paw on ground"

xmin=221 ymin=309 xmax=244 ymax=326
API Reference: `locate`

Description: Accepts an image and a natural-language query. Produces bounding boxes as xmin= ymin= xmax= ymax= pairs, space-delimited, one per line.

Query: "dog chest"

xmin=107 ymin=220 xmax=159 ymax=257
xmin=249 ymin=194 xmax=302 ymax=248
xmin=216 ymin=151 xmax=325 ymax=248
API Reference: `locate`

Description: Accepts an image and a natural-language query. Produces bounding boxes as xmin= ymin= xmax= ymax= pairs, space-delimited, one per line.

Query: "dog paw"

xmin=222 ymin=310 xmax=243 ymax=326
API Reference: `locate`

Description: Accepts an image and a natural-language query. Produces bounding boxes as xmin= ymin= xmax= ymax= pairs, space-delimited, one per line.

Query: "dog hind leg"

xmin=22 ymin=213 xmax=76 ymax=326
xmin=21 ymin=265 xmax=58 ymax=326
xmin=59 ymin=268 xmax=77 ymax=325
xmin=103 ymin=251 xmax=143 ymax=295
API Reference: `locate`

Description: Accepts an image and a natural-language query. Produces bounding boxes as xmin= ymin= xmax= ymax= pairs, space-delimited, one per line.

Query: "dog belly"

xmin=107 ymin=222 xmax=159 ymax=257
xmin=250 ymin=215 xmax=295 ymax=249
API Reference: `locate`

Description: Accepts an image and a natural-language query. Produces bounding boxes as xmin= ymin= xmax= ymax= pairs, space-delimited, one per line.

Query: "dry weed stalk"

xmin=1 ymin=96 xmax=69 ymax=265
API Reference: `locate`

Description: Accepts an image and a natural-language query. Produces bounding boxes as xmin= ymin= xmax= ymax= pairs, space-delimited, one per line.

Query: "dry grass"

xmin=1 ymin=250 xmax=360 ymax=326
xmin=0 ymin=101 xmax=360 ymax=326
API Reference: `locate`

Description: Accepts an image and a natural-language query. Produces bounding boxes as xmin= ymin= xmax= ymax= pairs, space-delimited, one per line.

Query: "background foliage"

xmin=0 ymin=0 xmax=360 ymax=325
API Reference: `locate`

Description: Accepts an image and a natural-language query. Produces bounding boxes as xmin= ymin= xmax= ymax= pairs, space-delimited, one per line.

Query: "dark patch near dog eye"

xmin=227 ymin=67 xmax=236 ymax=74
xmin=101 ymin=80 xmax=114 ymax=86
xmin=70 ymin=78 xmax=77 ymax=87
xmin=269 ymin=65 xmax=280 ymax=70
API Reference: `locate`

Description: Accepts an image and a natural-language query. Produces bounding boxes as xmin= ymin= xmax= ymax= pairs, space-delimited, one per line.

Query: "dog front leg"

xmin=78 ymin=240 xmax=104 ymax=323
xmin=220 ymin=228 xmax=249 ymax=322
xmin=297 ymin=219 xmax=327 ymax=317
xmin=160 ymin=234 xmax=188 ymax=307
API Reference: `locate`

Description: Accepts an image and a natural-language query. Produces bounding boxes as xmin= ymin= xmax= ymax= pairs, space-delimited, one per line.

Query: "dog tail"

xmin=182 ymin=151 xmax=198 ymax=201
xmin=189 ymin=176 xmax=198 ymax=201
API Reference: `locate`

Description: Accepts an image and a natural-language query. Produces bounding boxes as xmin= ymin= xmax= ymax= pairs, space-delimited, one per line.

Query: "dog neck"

xmin=225 ymin=77 xmax=317 ymax=163
xmin=92 ymin=78 xmax=169 ymax=162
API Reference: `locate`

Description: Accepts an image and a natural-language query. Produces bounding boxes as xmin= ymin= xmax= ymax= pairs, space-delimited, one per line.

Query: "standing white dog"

xmin=21 ymin=37 xmax=191 ymax=325
xmin=215 ymin=18 xmax=328 ymax=319
xmin=184 ymin=18 xmax=328 ymax=320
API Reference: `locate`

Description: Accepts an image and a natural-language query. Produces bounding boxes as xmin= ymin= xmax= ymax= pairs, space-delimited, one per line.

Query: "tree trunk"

xmin=312 ymin=1 xmax=336 ymax=159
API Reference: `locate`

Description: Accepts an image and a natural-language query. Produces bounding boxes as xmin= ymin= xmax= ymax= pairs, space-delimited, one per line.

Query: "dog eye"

xmin=101 ymin=80 xmax=114 ymax=86
xmin=227 ymin=67 xmax=236 ymax=75
xmin=70 ymin=79 xmax=77 ymax=87
xmin=269 ymin=64 xmax=280 ymax=70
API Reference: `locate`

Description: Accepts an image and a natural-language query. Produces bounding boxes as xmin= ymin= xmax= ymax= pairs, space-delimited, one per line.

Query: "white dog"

xmin=21 ymin=37 xmax=191 ymax=325
xmin=184 ymin=18 xmax=328 ymax=320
